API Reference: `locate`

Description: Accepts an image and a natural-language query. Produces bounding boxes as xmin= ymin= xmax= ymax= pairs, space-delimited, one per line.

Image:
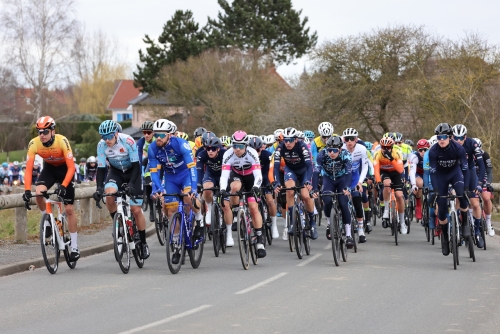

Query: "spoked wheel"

xmin=189 ymin=221 xmax=204 ymax=269
xmin=61 ymin=216 xmax=76 ymax=269
xmin=304 ymin=218 xmax=311 ymax=256
xmin=331 ymin=208 xmax=340 ymax=266
xmin=263 ymin=201 xmax=273 ymax=246
xmin=40 ymin=214 xmax=59 ymax=274
xmin=154 ymin=202 xmax=166 ymax=246
xmin=408 ymin=195 xmax=415 ymax=223
xmin=166 ymin=212 xmax=184 ymax=274
xmin=351 ymin=212 xmax=358 ymax=253
xmin=250 ymin=234 xmax=258 ymax=266
xmin=340 ymin=222 xmax=348 ymax=263
xmin=220 ymin=211 xmax=227 ymax=254
xmin=450 ymin=213 xmax=458 ymax=270
xmin=480 ymin=217 xmax=487 ymax=251
xmin=466 ymin=235 xmax=476 ymax=262
xmin=113 ymin=214 xmax=130 ymax=274
xmin=258 ymin=201 xmax=267 ymax=247
xmin=293 ymin=207 xmax=304 ymax=259
xmin=314 ymin=198 xmax=323 ymax=226
xmin=132 ymin=220 xmax=144 ymax=269
xmin=237 ymin=209 xmax=250 ymax=270
xmin=212 ymin=205 xmax=221 ymax=257
xmin=405 ymin=206 xmax=411 ymax=234
xmin=286 ymin=211 xmax=294 ymax=252
xmin=423 ymin=200 xmax=430 ymax=242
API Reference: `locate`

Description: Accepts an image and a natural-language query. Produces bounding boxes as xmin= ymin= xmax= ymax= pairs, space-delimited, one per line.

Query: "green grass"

xmin=0 ymin=208 xmax=41 ymax=240
xmin=0 ymin=150 xmax=27 ymax=163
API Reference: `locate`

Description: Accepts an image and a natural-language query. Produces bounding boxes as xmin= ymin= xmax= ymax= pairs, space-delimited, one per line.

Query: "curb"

xmin=0 ymin=223 xmax=157 ymax=277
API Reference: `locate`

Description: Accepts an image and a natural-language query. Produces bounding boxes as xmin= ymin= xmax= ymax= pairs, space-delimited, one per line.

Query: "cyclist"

xmin=219 ymin=131 xmax=266 ymax=257
xmin=311 ymin=122 xmax=334 ymax=162
xmin=267 ymin=129 xmax=284 ymax=154
xmin=272 ymin=127 xmax=318 ymax=240
xmin=10 ymin=161 xmax=21 ymax=186
xmin=137 ymin=121 xmax=155 ymax=222
xmin=0 ymin=162 xmax=11 ymax=185
xmin=85 ymin=156 xmax=97 ymax=181
xmin=93 ymin=120 xmax=150 ymax=260
xmin=220 ymin=135 xmax=231 ymax=149
xmin=452 ymin=124 xmax=486 ymax=248
xmin=78 ymin=158 xmax=86 ymax=182
xmin=148 ymin=119 xmax=203 ymax=263
xmin=423 ymin=136 xmax=438 ymax=232
xmin=313 ymin=136 xmax=355 ymax=248
xmin=429 ymin=123 xmax=469 ymax=256
xmin=373 ymin=136 xmax=407 ymax=234
xmin=474 ymin=138 xmax=495 ymax=237
xmin=413 ymin=139 xmax=430 ymax=221
xmin=22 ymin=116 xmax=80 ymax=261
xmin=31 ymin=160 xmax=41 ymax=184
xmin=342 ymin=128 xmax=369 ymax=243
xmin=248 ymin=136 xmax=280 ymax=239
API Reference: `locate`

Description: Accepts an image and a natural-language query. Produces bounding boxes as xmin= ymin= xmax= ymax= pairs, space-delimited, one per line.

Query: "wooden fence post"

xmin=14 ymin=187 xmax=27 ymax=243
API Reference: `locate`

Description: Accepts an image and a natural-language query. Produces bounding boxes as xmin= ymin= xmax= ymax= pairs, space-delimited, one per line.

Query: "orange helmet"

xmin=380 ymin=137 xmax=394 ymax=147
xmin=36 ymin=116 xmax=56 ymax=130
xmin=194 ymin=136 xmax=202 ymax=148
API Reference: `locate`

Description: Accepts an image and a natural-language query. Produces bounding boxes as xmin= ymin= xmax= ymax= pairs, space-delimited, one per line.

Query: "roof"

xmin=122 ymin=126 xmax=143 ymax=139
xmin=107 ymin=80 xmax=141 ymax=110
xmin=128 ymin=92 xmax=176 ymax=106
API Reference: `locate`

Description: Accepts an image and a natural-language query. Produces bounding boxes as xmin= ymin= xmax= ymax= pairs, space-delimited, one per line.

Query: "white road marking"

xmin=235 ymin=272 xmax=288 ymax=295
xmin=118 ymin=305 xmax=212 ymax=334
xmin=297 ymin=253 xmax=322 ymax=267
xmin=324 ymin=243 xmax=332 ymax=250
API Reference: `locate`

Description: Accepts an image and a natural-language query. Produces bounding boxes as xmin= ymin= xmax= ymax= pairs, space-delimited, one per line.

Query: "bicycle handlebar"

xmin=163 ymin=193 xmax=200 ymax=210
xmin=23 ymin=191 xmax=63 ymax=210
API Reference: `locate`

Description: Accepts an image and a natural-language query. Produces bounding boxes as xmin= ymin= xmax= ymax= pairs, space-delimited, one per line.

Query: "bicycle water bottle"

xmin=300 ymin=209 xmax=306 ymax=228
xmin=126 ymin=217 xmax=134 ymax=237
xmin=56 ymin=218 xmax=63 ymax=237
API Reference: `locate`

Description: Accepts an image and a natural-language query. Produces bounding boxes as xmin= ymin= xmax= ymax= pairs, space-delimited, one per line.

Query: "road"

xmin=1 ymin=218 xmax=500 ymax=334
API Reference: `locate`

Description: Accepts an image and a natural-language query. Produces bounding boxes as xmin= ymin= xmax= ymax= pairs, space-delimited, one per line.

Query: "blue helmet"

xmin=365 ymin=142 xmax=373 ymax=150
xmin=303 ymin=130 xmax=315 ymax=139
xmin=2 ymin=162 xmax=7 ymax=168
xmin=99 ymin=120 xmax=118 ymax=136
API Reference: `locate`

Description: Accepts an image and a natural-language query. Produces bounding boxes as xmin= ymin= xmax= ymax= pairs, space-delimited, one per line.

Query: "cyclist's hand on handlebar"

xmin=271 ymin=181 xmax=281 ymax=194
xmin=22 ymin=190 xmax=32 ymax=202
xmin=312 ymin=190 xmax=319 ymax=199
xmin=343 ymin=187 xmax=351 ymax=196
xmin=54 ymin=185 xmax=66 ymax=198
xmin=475 ymin=185 xmax=483 ymax=194
xmin=93 ymin=188 xmax=103 ymax=202
xmin=304 ymin=181 xmax=312 ymax=192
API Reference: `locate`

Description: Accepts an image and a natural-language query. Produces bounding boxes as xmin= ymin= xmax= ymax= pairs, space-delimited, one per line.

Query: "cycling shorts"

xmin=36 ymin=163 xmax=75 ymax=205
xmin=105 ymin=167 xmax=143 ymax=206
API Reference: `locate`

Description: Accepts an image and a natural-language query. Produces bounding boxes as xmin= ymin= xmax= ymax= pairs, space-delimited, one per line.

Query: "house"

xmin=107 ymin=80 xmax=141 ymax=122
xmin=128 ymin=92 xmax=188 ymax=129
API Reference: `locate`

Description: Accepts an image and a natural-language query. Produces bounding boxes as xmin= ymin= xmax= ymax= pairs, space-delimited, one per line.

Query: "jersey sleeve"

xmin=220 ymin=150 xmax=233 ymax=190
xmin=358 ymin=146 xmax=368 ymax=182
xmin=125 ymin=136 xmax=139 ymax=163
xmin=24 ymin=139 xmax=38 ymax=190
xmin=148 ymin=143 xmax=163 ymax=193
xmin=179 ymin=140 xmax=197 ymax=190
xmin=97 ymin=141 xmax=107 ymax=168
xmin=60 ymin=136 xmax=76 ymax=188
xmin=373 ymin=150 xmax=381 ymax=183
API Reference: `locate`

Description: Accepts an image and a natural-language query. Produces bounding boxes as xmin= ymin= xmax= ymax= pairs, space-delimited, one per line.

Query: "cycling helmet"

xmin=116 ymin=123 xmax=122 ymax=133
xmin=248 ymin=137 xmax=263 ymax=150
xmin=36 ymin=116 xmax=56 ymax=130
xmin=405 ymin=139 xmax=414 ymax=147
xmin=220 ymin=135 xmax=230 ymax=146
xmin=80 ymin=158 xmax=86 ymax=163
xmin=417 ymin=139 xmax=430 ymax=149
xmin=342 ymin=127 xmax=358 ymax=137
xmin=274 ymin=129 xmax=284 ymax=141
xmin=194 ymin=127 xmax=207 ymax=138
xmin=452 ymin=124 xmax=467 ymax=137
xmin=296 ymin=130 xmax=304 ymax=139
xmin=177 ymin=131 xmax=189 ymax=140
xmin=87 ymin=156 xmax=97 ymax=163
xmin=365 ymin=142 xmax=373 ymax=150
xmin=318 ymin=122 xmax=334 ymax=137
xmin=1 ymin=162 xmax=7 ymax=168
xmin=140 ymin=121 xmax=154 ymax=131
xmin=303 ymin=130 xmax=315 ymax=139
xmin=22 ymin=164 xmax=26 ymax=169
xmin=434 ymin=123 xmax=453 ymax=136
xmin=283 ymin=127 xmax=298 ymax=138
xmin=204 ymin=136 xmax=221 ymax=147
xmin=326 ymin=136 xmax=343 ymax=148
xmin=13 ymin=161 xmax=19 ymax=166
xmin=473 ymin=138 xmax=482 ymax=148
xmin=380 ymin=137 xmax=395 ymax=147
xmin=232 ymin=130 xmax=248 ymax=145
xmin=394 ymin=132 xmax=403 ymax=142
xmin=99 ymin=120 xmax=118 ymax=135
xmin=153 ymin=119 xmax=177 ymax=133
xmin=265 ymin=135 xmax=275 ymax=145
xmin=202 ymin=131 xmax=217 ymax=146
xmin=428 ymin=135 xmax=438 ymax=146
xmin=259 ymin=135 xmax=267 ymax=142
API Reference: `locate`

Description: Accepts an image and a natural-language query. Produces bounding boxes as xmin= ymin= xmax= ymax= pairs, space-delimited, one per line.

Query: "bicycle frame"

xmin=44 ymin=198 xmax=70 ymax=251
xmin=168 ymin=194 xmax=204 ymax=250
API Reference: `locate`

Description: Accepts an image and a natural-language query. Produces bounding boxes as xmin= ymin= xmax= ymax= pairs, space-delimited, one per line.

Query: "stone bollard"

xmin=79 ymin=197 xmax=91 ymax=227
xmin=14 ymin=187 xmax=27 ymax=243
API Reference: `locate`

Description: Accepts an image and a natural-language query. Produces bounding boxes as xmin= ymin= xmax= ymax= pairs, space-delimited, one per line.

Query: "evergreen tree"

xmin=208 ymin=0 xmax=317 ymax=65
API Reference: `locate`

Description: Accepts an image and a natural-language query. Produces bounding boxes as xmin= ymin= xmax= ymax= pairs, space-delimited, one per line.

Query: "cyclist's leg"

xmin=33 ymin=164 xmax=58 ymax=212
xmin=381 ymin=172 xmax=392 ymax=219
xmin=144 ymin=175 xmax=154 ymax=222
xmin=391 ymin=172 xmax=406 ymax=231
xmin=466 ymin=170 xmax=482 ymax=242
xmin=361 ymin=181 xmax=372 ymax=228
xmin=241 ymin=174 xmax=265 ymax=257
xmin=336 ymin=179 xmax=354 ymax=247
xmin=482 ymin=190 xmax=495 ymax=236
xmin=284 ymin=167 xmax=297 ymax=234
xmin=202 ymin=171 xmax=216 ymax=226
xmin=415 ymin=175 xmax=424 ymax=219
xmin=265 ymin=191 xmax=279 ymax=238
xmin=322 ymin=177 xmax=334 ymax=229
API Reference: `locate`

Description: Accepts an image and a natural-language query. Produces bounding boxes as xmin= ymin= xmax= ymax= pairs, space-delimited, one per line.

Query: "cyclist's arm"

xmin=268 ymin=155 xmax=276 ymax=183
xmin=408 ymin=152 xmax=418 ymax=186
xmin=273 ymin=147 xmax=282 ymax=185
xmin=136 ymin=137 xmax=145 ymax=167
xmin=391 ymin=151 xmax=405 ymax=174
xmin=312 ymin=151 xmax=323 ymax=190
xmin=147 ymin=144 xmax=163 ymax=194
xmin=24 ymin=139 xmax=37 ymax=190
xmin=96 ymin=141 xmax=107 ymax=189
xmin=373 ymin=152 xmax=381 ymax=183
xmin=302 ymin=143 xmax=313 ymax=184
xmin=344 ymin=153 xmax=353 ymax=189
xmin=61 ymin=137 xmax=76 ymax=188
xmin=428 ymin=149 xmax=438 ymax=191
xmin=358 ymin=148 xmax=369 ymax=182
xmin=219 ymin=150 xmax=232 ymax=190
xmin=180 ymin=142 xmax=197 ymax=191
xmin=311 ymin=141 xmax=318 ymax=162
xmin=195 ymin=153 xmax=205 ymax=185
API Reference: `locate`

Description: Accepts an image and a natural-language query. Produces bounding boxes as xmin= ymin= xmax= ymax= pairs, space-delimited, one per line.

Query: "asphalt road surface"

xmin=1 ymin=218 xmax=500 ymax=334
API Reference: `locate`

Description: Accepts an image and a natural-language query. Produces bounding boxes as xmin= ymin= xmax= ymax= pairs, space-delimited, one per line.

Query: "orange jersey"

xmin=25 ymin=134 xmax=75 ymax=189
xmin=373 ymin=148 xmax=404 ymax=183
xmin=268 ymin=155 xmax=286 ymax=182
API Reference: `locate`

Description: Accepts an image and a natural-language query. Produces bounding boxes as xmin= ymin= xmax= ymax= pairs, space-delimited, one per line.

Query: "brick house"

xmin=107 ymin=80 xmax=141 ymax=122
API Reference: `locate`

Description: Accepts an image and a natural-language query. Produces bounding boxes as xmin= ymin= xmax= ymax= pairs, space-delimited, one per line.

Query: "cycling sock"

xmin=474 ymin=218 xmax=481 ymax=235
xmin=486 ymin=214 xmax=491 ymax=226
xmin=110 ymin=211 xmax=116 ymax=221
xmin=399 ymin=213 xmax=405 ymax=225
xmin=271 ymin=216 xmax=277 ymax=226
xmin=307 ymin=211 xmax=315 ymax=223
xmin=255 ymin=228 xmax=263 ymax=244
xmin=441 ymin=222 xmax=449 ymax=237
xmin=70 ymin=232 xmax=78 ymax=249
xmin=195 ymin=210 xmax=203 ymax=222
xmin=345 ymin=223 xmax=351 ymax=237
xmin=139 ymin=230 xmax=146 ymax=244
xmin=40 ymin=210 xmax=46 ymax=215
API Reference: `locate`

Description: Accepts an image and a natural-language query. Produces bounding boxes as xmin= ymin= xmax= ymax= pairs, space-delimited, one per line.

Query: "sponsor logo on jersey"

xmin=183 ymin=143 xmax=191 ymax=150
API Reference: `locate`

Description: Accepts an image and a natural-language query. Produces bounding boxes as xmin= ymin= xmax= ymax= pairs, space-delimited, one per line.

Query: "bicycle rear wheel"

xmin=294 ymin=207 xmax=304 ymax=259
xmin=61 ymin=215 xmax=76 ymax=269
xmin=166 ymin=212 xmax=184 ymax=274
xmin=40 ymin=214 xmax=59 ymax=274
xmin=189 ymin=220 xmax=204 ymax=269
xmin=219 ymin=205 xmax=227 ymax=254
xmin=155 ymin=201 xmax=166 ymax=246
xmin=340 ymin=221 xmax=348 ymax=262
xmin=212 ymin=205 xmax=221 ymax=257
xmin=391 ymin=204 xmax=398 ymax=246
xmin=480 ymin=217 xmax=487 ymax=250
xmin=132 ymin=220 xmax=144 ymax=269
xmin=422 ymin=199 xmax=430 ymax=242
xmin=408 ymin=194 xmax=415 ymax=223
xmin=114 ymin=214 xmax=130 ymax=274
xmin=466 ymin=234 xmax=475 ymax=262
xmin=331 ymin=207 xmax=340 ymax=266
xmin=314 ymin=198 xmax=323 ymax=226
xmin=450 ymin=212 xmax=458 ymax=270
xmin=237 ymin=209 xmax=250 ymax=270
xmin=258 ymin=201 xmax=267 ymax=247
xmin=286 ymin=211 xmax=294 ymax=252
xmin=262 ymin=200 xmax=272 ymax=246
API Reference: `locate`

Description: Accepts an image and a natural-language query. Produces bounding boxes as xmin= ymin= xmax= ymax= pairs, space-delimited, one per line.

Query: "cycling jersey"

xmin=86 ymin=162 xmax=97 ymax=181
xmin=311 ymin=136 xmax=326 ymax=162
xmin=273 ymin=141 xmax=313 ymax=184
xmin=196 ymin=148 xmax=226 ymax=182
xmin=373 ymin=148 xmax=404 ymax=183
xmin=428 ymin=140 xmax=468 ymax=177
xmin=220 ymin=147 xmax=262 ymax=190
xmin=25 ymin=134 xmax=75 ymax=189
xmin=313 ymin=149 xmax=352 ymax=189
xmin=481 ymin=151 xmax=493 ymax=184
xmin=97 ymin=133 xmax=139 ymax=172
xmin=396 ymin=143 xmax=412 ymax=166
xmin=342 ymin=142 xmax=368 ymax=188
xmin=10 ymin=166 xmax=20 ymax=177
xmin=0 ymin=168 xmax=10 ymax=180
xmin=259 ymin=150 xmax=273 ymax=187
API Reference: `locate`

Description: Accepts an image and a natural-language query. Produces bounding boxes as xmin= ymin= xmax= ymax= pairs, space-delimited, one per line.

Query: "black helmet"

xmin=204 ymin=136 xmax=221 ymax=147
xmin=140 ymin=121 xmax=154 ymax=131
xmin=326 ymin=135 xmax=343 ymax=148
xmin=434 ymin=123 xmax=453 ymax=136
xmin=201 ymin=131 xmax=217 ymax=146
xmin=248 ymin=137 xmax=263 ymax=150
xmin=405 ymin=139 xmax=414 ymax=147
xmin=194 ymin=127 xmax=207 ymax=138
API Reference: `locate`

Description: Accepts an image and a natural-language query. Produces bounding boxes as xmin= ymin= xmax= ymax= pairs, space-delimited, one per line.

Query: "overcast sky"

xmin=77 ymin=0 xmax=500 ymax=79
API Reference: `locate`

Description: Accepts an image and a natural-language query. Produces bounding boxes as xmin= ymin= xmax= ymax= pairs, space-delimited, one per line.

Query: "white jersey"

xmin=342 ymin=142 xmax=368 ymax=184
xmin=220 ymin=147 xmax=262 ymax=190
xmin=408 ymin=151 xmax=418 ymax=186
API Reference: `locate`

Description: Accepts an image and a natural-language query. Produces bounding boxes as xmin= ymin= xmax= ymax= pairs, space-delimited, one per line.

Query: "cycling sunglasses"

xmin=233 ymin=144 xmax=245 ymax=150
xmin=154 ymin=133 xmax=168 ymax=139
xmin=321 ymin=136 xmax=330 ymax=140
xmin=418 ymin=148 xmax=428 ymax=152
xmin=344 ymin=136 xmax=357 ymax=142
xmin=437 ymin=134 xmax=449 ymax=141
xmin=381 ymin=145 xmax=393 ymax=150
xmin=205 ymin=146 xmax=218 ymax=152
xmin=283 ymin=138 xmax=295 ymax=143
xmin=326 ymin=148 xmax=340 ymax=153
xmin=37 ymin=129 xmax=51 ymax=136
xmin=453 ymin=135 xmax=465 ymax=141
xmin=142 ymin=131 xmax=153 ymax=135
xmin=101 ymin=133 xmax=115 ymax=141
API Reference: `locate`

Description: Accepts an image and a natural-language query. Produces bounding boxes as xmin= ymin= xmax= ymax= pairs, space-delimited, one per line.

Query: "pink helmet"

xmin=231 ymin=130 xmax=248 ymax=145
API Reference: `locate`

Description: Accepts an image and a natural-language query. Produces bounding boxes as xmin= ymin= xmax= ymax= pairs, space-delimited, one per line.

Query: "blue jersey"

xmin=313 ymin=149 xmax=352 ymax=190
xmin=10 ymin=166 xmax=21 ymax=177
xmin=428 ymin=140 xmax=469 ymax=189
xmin=462 ymin=137 xmax=485 ymax=185
xmin=97 ymin=133 xmax=139 ymax=172
xmin=196 ymin=147 xmax=226 ymax=181
xmin=148 ymin=137 xmax=197 ymax=193
xmin=259 ymin=150 xmax=273 ymax=186
xmin=273 ymin=141 xmax=313 ymax=182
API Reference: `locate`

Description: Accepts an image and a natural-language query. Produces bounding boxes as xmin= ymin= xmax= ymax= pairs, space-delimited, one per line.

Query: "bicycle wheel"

xmin=466 ymin=234 xmax=476 ymax=262
xmin=132 ymin=221 xmax=144 ymax=268
xmin=258 ymin=201 xmax=267 ymax=247
xmin=166 ymin=212 xmax=184 ymax=274
xmin=294 ymin=207 xmax=304 ymax=259
xmin=340 ymin=221 xmax=348 ymax=262
xmin=286 ymin=210 xmax=294 ymax=252
xmin=391 ymin=201 xmax=398 ymax=246
xmin=350 ymin=209 xmax=358 ymax=253
xmin=237 ymin=209 xmax=250 ymax=270
xmin=40 ymin=214 xmax=59 ymax=274
xmin=114 ymin=214 xmax=130 ymax=274
xmin=331 ymin=207 xmax=340 ymax=266
xmin=422 ymin=199 xmax=430 ymax=242
xmin=480 ymin=217 xmax=487 ymax=251
xmin=315 ymin=198 xmax=323 ymax=226
xmin=141 ymin=187 xmax=149 ymax=212
xmin=61 ymin=215 xmax=76 ymax=269
xmin=189 ymin=219 xmax=204 ymax=269
xmin=212 ymin=204 xmax=220 ymax=257
xmin=408 ymin=194 xmax=415 ymax=223
xmin=155 ymin=202 xmax=166 ymax=246
xmin=405 ymin=206 xmax=411 ymax=234
xmin=262 ymin=200 xmax=272 ymax=246
xmin=250 ymin=233 xmax=258 ymax=266
xmin=304 ymin=213 xmax=311 ymax=256
xmin=450 ymin=212 xmax=458 ymax=270
xmin=219 ymin=206 xmax=227 ymax=254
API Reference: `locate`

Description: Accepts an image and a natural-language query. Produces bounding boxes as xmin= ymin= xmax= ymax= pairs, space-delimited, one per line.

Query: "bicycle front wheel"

xmin=113 ymin=214 xmax=130 ymax=274
xmin=189 ymin=221 xmax=204 ymax=269
xmin=331 ymin=207 xmax=340 ymax=266
xmin=422 ymin=199 xmax=430 ymax=242
xmin=40 ymin=214 xmax=59 ymax=274
xmin=237 ymin=209 xmax=250 ymax=270
xmin=61 ymin=215 xmax=76 ymax=269
xmin=166 ymin=212 xmax=184 ymax=274
xmin=450 ymin=212 xmax=458 ymax=270
xmin=155 ymin=202 xmax=166 ymax=246
xmin=212 ymin=204 xmax=221 ymax=257
xmin=294 ymin=207 xmax=304 ymax=259
xmin=480 ymin=216 xmax=487 ymax=251
xmin=314 ymin=198 xmax=323 ymax=226
xmin=286 ymin=210 xmax=294 ymax=252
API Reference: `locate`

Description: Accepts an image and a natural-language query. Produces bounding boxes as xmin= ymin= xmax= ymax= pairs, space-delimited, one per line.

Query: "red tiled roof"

xmin=107 ymin=80 xmax=141 ymax=110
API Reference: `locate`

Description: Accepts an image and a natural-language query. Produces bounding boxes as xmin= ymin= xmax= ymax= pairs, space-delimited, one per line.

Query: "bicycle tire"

xmin=431 ymin=228 xmax=435 ymax=245
xmin=166 ymin=212 xmax=184 ymax=274
xmin=287 ymin=211 xmax=294 ymax=252
xmin=315 ymin=198 xmax=323 ymax=226
xmin=114 ymin=214 xmax=130 ymax=274
xmin=391 ymin=201 xmax=398 ymax=246
xmin=141 ymin=187 xmax=149 ymax=212
xmin=466 ymin=235 xmax=475 ymax=262
xmin=219 ymin=205 xmax=227 ymax=254
xmin=132 ymin=217 xmax=144 ymax=269
xmin=422 ymin=199 xmax=430 ymax=242
xmin=304 ymin=213 xmax=311 ymax=256
xmin=212 ymin=204 xmax=220 ymax=257
xmin=405 ymin=205 xmax=411 ymax=234
xmin=408 ymin=194 xmax=415 ymax=223
xmin=237 ymin=209 xmax=250 ymax=270
xmin=61 ymin=215 xmax=76 ymax=269
xmin=40 ymin=214 xmax=59 ymax=274
xmin=188 ymin=218 xmax=204 ymax=269
xmin=250 ymin=235 xmax=258 ymax=266
xmin=331 ymin=207 xmax=340 ymax=266
xmin=258 ymin=201 xmax=267 ymax=247
xmin=340 ymin=220 xmax=348 ymax=263
xmin=480 ymin=217 xmax=487 ymax=251
xmin=450 ymin=212 xmax=458 ymax=270
xmin=349 ymin=206 xmax=357 ymax=253
xmin=294 ymin=206 xmax=304 ymax=259
xmin=262 ymin=200 xmax=273 ymax=246
xmin=155 ymin=203 xmax=166 ymax=246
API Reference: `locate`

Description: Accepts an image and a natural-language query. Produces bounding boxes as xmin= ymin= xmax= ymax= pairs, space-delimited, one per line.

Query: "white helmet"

xmin=283 ymin=127 xmax=298 ymax=138
xmin=87 ymin=156 xmax=97 ymax=163
xmin=265 ymin=135 xmax=275 ymax=145
xmin=428 ymin=135 xmax=438 ymax=147
xmin=296 ymin=130 xmax=304 ymax=139
xmin=154 ymin=119 xmax=177 ymax=133
xmin=304 ymin=137 xmax=310 ymax=145
xmin=452 ymin=124 xmax=467 ymax=137
xmin=318 ymin=122 xmax=334 ymax=137
xmin=13 ymin=161 xmax=19 ymax=166
xmin=342 ymin=128 xmax=358 ymax=137
xmin=473 ymin=138 xmax=482 ymax=148
xmin=274 ymin=128 xmax=284 ymax=141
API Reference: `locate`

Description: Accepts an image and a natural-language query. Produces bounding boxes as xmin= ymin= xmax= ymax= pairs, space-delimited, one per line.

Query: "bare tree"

xmin=0 ymin=0 xmax=78 ymax=120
